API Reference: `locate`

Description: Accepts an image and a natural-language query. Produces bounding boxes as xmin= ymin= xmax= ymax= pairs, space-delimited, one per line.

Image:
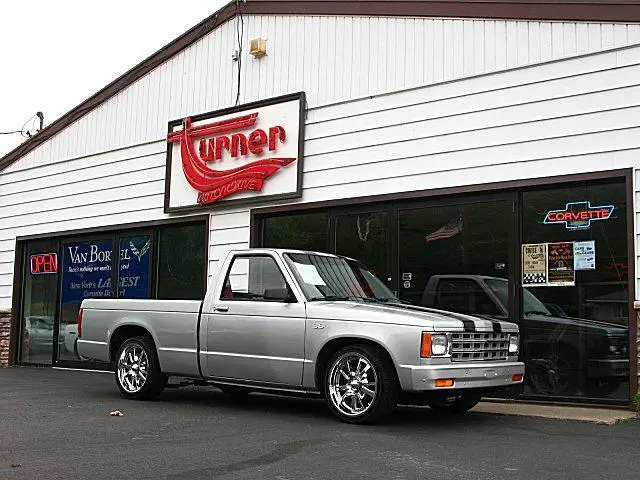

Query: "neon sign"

xmin=544 ymin=201 xmax=614 ymax=230
xmin=30 ymin=253 xmax=58 ymax=275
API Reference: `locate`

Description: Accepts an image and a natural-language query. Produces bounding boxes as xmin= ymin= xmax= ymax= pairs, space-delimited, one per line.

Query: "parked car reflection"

xmin=22 ymin=316 xmax=79 ymax=362
xmin=420 ymin=275 xmax=629 ymax=398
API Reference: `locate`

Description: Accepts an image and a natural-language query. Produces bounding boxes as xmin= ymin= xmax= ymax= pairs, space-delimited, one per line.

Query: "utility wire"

xmin=234 ymin=0 xmax=244 ymax=106
xmin=1 ymin=113 xmax=41 ymax=137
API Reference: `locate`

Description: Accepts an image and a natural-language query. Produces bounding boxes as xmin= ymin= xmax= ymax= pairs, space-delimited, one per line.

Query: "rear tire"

xmin=115 ymin=336 xmax=167 ymax=400
xmin=428 ymin=393 xmax=481 ymax=414
xmin=324 ymin=344 xmax=399 ymax=424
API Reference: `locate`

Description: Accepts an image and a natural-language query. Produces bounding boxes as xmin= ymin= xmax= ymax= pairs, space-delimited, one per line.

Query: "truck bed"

xmin=78 ymin=298 xmax=203 ymax=377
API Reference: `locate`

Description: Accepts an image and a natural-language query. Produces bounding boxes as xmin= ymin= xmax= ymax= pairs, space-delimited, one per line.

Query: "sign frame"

xmin=164 ymin=91 xmax=306 ymax=213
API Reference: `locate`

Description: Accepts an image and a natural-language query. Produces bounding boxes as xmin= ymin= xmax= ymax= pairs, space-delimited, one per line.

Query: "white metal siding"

xmin=0 ymin=142 xmax=173 ymax=307
xmin=210 ymin=44 xmax=640 ymax=299
xmin=5 ymin=16 xmax=640 ymax=175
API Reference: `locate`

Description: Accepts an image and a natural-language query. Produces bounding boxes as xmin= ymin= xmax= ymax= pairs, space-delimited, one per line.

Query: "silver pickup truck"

xmin=78 ymin=249 xmax=524 ymax=424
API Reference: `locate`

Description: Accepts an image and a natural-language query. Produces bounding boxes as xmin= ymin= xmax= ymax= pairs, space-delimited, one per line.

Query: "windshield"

xmin=484 ymin=277 xmax=551 ymax=316
xmin=284 ymin=253 xmax=398 ymax=302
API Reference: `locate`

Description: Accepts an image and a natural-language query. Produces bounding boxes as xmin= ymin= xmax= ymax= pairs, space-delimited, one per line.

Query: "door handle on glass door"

xmin=214 ymin=306 xmax=229 ymax=312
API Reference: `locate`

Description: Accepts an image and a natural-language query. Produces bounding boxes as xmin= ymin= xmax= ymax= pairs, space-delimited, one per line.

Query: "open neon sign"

xmin=30 ymin=253 xmax=58 ymax=275
xmin=544 ymin=201 xmax=614 ymax=230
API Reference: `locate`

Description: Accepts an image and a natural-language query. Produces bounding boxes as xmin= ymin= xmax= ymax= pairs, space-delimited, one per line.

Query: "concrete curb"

xmin=472 ymin=401 xmax=638 ymax=425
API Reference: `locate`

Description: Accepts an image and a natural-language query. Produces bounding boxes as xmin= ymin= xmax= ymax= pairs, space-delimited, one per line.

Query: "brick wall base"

xmin=0 ymin=310 xmax=10 ymax=368
xmin=637 ymin=309 xmax=640 ymax=396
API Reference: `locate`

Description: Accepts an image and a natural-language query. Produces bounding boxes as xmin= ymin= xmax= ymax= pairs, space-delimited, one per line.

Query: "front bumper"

xmin=587 ymin=358 xmax=629 ymax=379
xmin=402 ymin=361 xmax=525 ymax=391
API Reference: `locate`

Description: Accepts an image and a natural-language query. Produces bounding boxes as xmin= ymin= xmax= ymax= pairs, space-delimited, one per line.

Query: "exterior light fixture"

xmin=250 ymin=38 xmax=267 ymax=58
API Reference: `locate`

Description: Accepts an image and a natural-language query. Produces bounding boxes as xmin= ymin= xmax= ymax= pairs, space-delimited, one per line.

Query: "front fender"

xmin=303 ymin=319 xmax=422 ymax=391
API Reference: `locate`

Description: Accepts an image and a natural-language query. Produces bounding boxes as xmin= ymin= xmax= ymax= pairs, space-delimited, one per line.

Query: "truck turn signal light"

xmin=435 ymin=379 xmax=454 ymax=388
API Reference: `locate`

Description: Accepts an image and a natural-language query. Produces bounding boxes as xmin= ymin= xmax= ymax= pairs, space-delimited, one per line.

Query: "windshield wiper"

xmin=309 ymin=295 xmax=351 ymax=301
xmin=361 ymin=297 xmax=399 ymax=303
xmin=524 ymin=310 xmax=550 ymax=316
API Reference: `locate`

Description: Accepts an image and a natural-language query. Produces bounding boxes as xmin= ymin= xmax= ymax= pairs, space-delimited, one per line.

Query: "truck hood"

xmin=306 ymin=301 xmax=519 ymax=332
xmin=523 ymin=313 xmax=628 ymax=336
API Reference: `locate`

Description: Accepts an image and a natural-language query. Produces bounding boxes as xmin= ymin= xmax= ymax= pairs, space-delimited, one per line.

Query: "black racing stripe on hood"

xmin=380 ymin=303 xmax=473 ymax=323
xmin=462 ymin=320 xmax=476 ymax=332
xmin=491 ymin=321 xmax=502 ymax=333
xmin=372 ymin=302 xmax=488 ymax=332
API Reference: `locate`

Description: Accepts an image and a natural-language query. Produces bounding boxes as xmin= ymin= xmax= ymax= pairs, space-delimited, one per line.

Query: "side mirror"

xmin=263 ymin=288 xmax=296 ymax=303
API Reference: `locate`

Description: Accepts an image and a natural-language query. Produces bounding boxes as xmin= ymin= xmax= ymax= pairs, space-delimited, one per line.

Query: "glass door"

xmin=520 ymin=181 xmax=629 ymax=402
xmin=19 ymin=240 xmax=60 ymax=365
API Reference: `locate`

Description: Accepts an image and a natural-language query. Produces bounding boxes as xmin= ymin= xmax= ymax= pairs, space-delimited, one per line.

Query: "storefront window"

xmin=16 ymin=221 xmax=207 ymax=367
xmin=262 ymin=212 xmax=328 ymax=252
xmin=335 ymin=212 xmax=389 ymax=286
xmin=59 ymin=239 xmax=114 ymax=361
xmin=400 ymin=200 xmax=512 ymax=310
xmin=157 ymin=223 xmax=206 ymax=300
xmin=257 ymin=182 xmax=631 ymax=405
xmin=118 ymin=234 xmax=152 ymax=299
xmin=20 ymin=240 xmax=59 ymax=365
xmin=521 ymin=181 xmax=629 ymax=400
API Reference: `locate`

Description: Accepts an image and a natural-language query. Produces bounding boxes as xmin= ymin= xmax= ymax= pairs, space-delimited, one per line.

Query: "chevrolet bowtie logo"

xmin=544 ymin=201 xmax=614 ymax=230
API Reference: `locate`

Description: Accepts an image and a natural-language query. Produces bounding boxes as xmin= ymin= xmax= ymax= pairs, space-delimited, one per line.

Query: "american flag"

xmin=426 ymin=216 xmax=463 ymax=242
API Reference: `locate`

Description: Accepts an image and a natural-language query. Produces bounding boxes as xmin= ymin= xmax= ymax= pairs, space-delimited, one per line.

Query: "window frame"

xmin=219 ymin=254 xmax=297 ymax=303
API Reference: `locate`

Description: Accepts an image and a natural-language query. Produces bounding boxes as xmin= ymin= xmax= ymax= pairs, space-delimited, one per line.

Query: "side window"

xmin=221 ymin=255 xmax=289 ymax=301
xmin=435 ymin=279 xmax=501 ymax=316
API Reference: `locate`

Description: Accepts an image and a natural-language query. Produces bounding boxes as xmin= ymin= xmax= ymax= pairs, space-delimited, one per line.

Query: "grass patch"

xmin=615 ymin=416 xmax=637 ymax=425
xmin=635 ymin=392 xmax=640 ymax=413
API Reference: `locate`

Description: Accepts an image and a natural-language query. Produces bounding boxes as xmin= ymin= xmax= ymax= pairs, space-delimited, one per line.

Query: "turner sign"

xmin=165 ymin=93 xmax=304 ymax=212
xmin=543 ymin=201 xmax=614 ymax=230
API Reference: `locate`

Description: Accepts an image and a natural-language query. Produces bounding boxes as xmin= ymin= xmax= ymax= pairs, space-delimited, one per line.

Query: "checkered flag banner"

xmin=523 ymin=273 xmax=546 ymax=284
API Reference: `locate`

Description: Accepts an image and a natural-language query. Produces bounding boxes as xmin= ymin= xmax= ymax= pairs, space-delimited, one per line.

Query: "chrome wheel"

xmin=117 ymin=343 xmax=149 ymax=394
xmin=328 ymin=352 xmax=378 ymax=418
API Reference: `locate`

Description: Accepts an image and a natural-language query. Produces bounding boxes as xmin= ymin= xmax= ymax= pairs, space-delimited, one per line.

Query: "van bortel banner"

xmin=164 ymin=92 xmax=305 ymax=212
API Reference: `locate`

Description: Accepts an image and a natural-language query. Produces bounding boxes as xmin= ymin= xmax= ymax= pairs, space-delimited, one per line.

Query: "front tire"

xmin=115 ymin=336 xmax=167 ymax=400
xmin=324 ymin=344 xmax=399 ymax=424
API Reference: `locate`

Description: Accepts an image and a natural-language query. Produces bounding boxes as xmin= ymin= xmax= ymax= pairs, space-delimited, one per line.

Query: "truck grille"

xmin=450 ymin=332 xmax=509 ymax=362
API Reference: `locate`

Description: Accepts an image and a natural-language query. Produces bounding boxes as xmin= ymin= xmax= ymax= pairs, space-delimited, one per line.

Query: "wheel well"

xmin=109 ymin=325 xmax=155 ymax=363
xmin=314 ymin=337 xmax=399 ymax=392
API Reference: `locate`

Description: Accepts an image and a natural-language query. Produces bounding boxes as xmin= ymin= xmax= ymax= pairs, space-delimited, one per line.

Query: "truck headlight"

xmin=421 ymin=332 xmax=449 ymax=357
xmin=509 ymin=334 xmax=519 ymax=354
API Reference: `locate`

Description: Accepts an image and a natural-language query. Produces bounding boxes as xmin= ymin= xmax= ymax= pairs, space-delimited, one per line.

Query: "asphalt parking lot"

xmin=1 ymin=367 xmax=639 ymax=480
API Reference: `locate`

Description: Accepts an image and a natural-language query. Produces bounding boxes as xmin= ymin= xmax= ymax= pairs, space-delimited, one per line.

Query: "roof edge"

xmin=2 ymin=0 xmax=640 ymax=173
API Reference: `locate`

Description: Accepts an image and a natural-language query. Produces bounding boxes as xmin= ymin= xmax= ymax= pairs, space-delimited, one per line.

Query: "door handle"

xmin=214 ymin=306 xmax=229 ymax=313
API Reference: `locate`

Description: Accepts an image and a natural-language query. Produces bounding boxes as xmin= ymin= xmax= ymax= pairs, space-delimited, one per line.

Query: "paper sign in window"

xmin=574 ymin=241 xmax=596 ymax=271
xmin=293 ymin=262 xmax=326 ymax=285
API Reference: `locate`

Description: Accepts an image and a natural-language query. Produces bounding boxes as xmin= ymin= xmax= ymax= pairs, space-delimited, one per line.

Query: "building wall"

xmin=209 ymin=44 xmax=640 ymax=292
xmin=0 ymin=15 xmax=640 ymax=312
xmin=4 ymin=16 xmax=640 ymax=175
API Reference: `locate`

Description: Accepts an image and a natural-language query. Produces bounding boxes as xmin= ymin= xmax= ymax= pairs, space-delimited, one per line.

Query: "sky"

xmin=0 ymin=0 xmax=228 ymax=159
